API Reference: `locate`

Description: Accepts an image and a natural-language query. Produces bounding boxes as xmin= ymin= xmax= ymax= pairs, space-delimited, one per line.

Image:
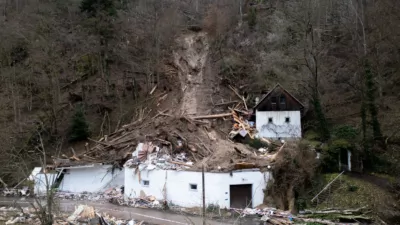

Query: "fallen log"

xmin=168 ymin=160 xmax=193 ymax=167
xmin=229 ymin=85 xmax=248 ymax=110
xmin=88 ymin=138 xmax=112 ymax=147
xmin=294 ymin=218 xmax=336 ymax=225
xmin=215 ymin=101 xmax=239 ymax=106
xmin=191 ymin=113 xmax=232 ymax=120
xmin=301 ymin=206 xmax=367 ymax=215
xmin=260 ymin=137 xmax=271 ymax=144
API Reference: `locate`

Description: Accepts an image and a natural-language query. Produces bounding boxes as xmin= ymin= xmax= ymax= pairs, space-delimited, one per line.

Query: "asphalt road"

xmin=0 ymin=197 xmax=260 ymax=225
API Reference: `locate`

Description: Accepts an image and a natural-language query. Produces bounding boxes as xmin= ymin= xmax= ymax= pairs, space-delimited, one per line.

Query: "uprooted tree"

xmin=266 ymin=141 xmax=318 ymax=212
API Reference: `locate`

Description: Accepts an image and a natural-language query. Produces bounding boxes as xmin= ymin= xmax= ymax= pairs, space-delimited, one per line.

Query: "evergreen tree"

xmin=69 ymin=107 xmax=90 ymax=142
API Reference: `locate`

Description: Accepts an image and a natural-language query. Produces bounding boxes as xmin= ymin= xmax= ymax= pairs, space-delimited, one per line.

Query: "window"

xmin=271 ymin=97 xmax=277 ymax=110
xmin=285 ymin=117 xmax=290 ymax=123
xmin=189 ymin=184 xmax=198 ymax=191
xmin=280 ymin=96 xmax=287 ymax=110
xmin=280 ymin=96 xmax=286 ymax=104
xmin=142 ymin=180 xmax=149 ymax=186
xmin=268 ymin=117 xmax=273 ymax=123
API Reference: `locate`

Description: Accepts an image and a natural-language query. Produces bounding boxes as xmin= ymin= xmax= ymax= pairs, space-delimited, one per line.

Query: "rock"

xmin=0 ymin=216 xmax=6 ymax=221
xmin=5 ymin=217 xmax=24 ymax=225
xmin=260 ymin=215 xmax=270 ymax=221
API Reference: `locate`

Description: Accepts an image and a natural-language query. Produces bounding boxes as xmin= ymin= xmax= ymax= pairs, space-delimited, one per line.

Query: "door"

xmin=230 ymin=184 xmax=252 ymax=208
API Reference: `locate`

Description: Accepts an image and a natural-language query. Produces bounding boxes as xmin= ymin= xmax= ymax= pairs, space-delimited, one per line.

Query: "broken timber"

xmin=191 ymin=113 xmax=232 ymax=120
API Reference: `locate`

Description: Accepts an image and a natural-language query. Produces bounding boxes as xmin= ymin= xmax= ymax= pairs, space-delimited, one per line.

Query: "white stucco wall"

xmin=34 ymin=173 xmax=58 ymax=196
xmin=256 ymin=110 xmax=301 ymax=138
xmin=58 ymin=165 xmax=125 ymax=193
xmin=124 ymin=168 xmax=270 ymax=208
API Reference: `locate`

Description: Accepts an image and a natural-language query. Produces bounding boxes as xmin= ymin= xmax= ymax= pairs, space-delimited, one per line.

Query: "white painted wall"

xmin=124 ymin=168 xmax=270 ymax=209
xmin=58 ymin=165 xmax=125 ymax=193
xmin=34 ymin=173 xmax=57 ymax=196
xmin=256 ymin=110 xmax=301 ymax=138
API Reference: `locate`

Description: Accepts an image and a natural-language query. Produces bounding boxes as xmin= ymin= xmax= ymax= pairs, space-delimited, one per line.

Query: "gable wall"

xmin=256 ymin=110 xmax=302 ymax=138
xmin=256 ymin=87 xmax=303 ymax=111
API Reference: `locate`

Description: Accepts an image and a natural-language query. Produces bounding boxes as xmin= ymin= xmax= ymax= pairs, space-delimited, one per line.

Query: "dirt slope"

xmin=76 ymin=31 xmax=270 ymax=172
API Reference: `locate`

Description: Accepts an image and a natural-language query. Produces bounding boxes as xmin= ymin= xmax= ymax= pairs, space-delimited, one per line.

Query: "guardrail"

xmin=311 ymin=171 xmax=345 ymax=203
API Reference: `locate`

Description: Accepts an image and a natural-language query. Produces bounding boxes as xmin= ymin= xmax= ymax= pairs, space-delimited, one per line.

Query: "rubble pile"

xmin=55 ymin=187 xmax=163 ymax=210
xmin=117 ymin=195 xmax=162 ymax=209
xmin=0 ymin=205 xmax=145 ymax=225
xmin=50 ymin=82 xmax=287 ymax=173
xmin=232 ymin=206 xmax=371 ymax=225
xmin=55 ymin=185 xmax=124 ymax=202
xmin=53 ymin=106 xmax=278 ymax=172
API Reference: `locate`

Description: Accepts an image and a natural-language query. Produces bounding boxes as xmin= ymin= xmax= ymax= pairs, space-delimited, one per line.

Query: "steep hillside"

xmin=0 ymin=0 xmax=399 ymax=194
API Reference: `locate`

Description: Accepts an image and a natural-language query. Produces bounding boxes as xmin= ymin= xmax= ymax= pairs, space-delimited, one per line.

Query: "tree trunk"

xmin=287 ymin=185 xmax=296 ymax=213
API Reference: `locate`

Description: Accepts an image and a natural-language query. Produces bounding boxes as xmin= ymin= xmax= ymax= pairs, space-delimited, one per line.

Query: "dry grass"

xmin=316 ymin=173 xmax=399 ymax=221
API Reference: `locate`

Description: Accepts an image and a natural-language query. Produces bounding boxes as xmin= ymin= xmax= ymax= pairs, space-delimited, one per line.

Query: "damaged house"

xmin=30 ymin=91 xmax=278 ymax=209
xmin=124 ymin=142 xmax=271 ymax=209
xmin=254 ymin=84 xmax=304 ymax=139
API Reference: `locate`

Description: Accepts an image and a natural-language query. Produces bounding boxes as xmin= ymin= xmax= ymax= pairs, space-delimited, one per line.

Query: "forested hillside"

xmin=0 ymin=0 xmax=399 ymax=203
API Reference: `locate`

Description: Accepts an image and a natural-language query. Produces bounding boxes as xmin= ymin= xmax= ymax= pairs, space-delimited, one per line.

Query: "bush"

xmin=68 ymin=106 xmax=90 ymax=142
xmin=347 ymin=184 xmax=359 ymax=192
xmin=333 ymin=125 xmax=358 ymax=140
xmin=80 ymin=0 xmax=116 ymax=17
xmin=248 ymin=8 xmax=257 ymax=30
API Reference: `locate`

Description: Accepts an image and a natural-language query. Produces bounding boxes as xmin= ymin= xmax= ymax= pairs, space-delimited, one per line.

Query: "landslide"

xmin=89 ymin=30 xmax=270 ymax=172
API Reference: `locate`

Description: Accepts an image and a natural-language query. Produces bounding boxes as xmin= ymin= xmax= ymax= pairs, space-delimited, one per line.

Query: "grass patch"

xmin=314 ymin=173 xmax=394 ymax=217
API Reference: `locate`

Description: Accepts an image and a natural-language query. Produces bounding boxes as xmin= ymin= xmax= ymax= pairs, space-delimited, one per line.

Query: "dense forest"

xmin=0 ymin=0 xmax=399 ymax=219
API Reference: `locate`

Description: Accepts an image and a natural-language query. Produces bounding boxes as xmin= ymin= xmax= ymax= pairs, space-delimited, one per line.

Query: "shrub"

xmin=248 ymin=8 xmax=257 ymax=30
xmin=347 ymin=184 xmax=359 ymax=192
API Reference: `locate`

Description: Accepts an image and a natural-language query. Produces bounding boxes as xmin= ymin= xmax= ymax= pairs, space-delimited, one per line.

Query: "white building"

xmin=33 ymin=168 xmax=58 ymax=196
xmin=254 ymin=84 xmax=304 ymax=139
xmin=57 ymin=164 xmax=125 ymax=193
xmin=124 ymin=167 xmax=271 ymax=209
xmin=32 ymin=164 xmax=125 ymax=195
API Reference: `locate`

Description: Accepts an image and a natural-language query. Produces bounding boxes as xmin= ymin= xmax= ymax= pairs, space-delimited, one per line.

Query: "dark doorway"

xmin=230 ymin=184 xmax=252 ymax=208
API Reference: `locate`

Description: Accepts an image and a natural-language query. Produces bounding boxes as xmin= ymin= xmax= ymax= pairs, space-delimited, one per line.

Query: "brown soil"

xmin=71 ymin=31 xmax=271 ymax=172
xmin=111 ymin=31 xmax=270 ymax=171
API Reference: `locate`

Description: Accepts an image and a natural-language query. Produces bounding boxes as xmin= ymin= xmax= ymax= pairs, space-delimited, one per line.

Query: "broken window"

xmin=285 ymin=117 xmax=290 ymax=123
xmin=189 ymin=184 xmax=197 ymax=191
xmin=268 ymin=117 xmax=273 ymax=123
xmin=142 ymin=180 xmax=149 ymax=186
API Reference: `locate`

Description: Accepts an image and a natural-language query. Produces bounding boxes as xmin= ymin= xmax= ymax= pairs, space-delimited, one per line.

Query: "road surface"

xmin=0 ymin=197 xmax=260 ymax=225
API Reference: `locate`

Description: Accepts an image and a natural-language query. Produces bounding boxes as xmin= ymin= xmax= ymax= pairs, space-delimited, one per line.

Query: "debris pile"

xmin=56 ymin=185 xmax=124 ymax=202
xmin=0 ymin=205 xmax=145 ymax=225
xmin=232 ymin=207 xmax=294 ymax=225
xmin=117 ymin=195 xmax=162 ymax=209
xmin=66 ymin=204 xmax=145 ymax=225
xmin=229 ymin=110 xmax=257 ymax=140
xmin=49 ymin=81 xmax=281 ymax=173
xmin=232 ymin=206 xmax=371 ymax=225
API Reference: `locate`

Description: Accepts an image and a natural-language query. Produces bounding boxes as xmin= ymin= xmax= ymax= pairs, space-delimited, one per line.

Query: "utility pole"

xmin=202 ymin=164 xmax=206 ymax=225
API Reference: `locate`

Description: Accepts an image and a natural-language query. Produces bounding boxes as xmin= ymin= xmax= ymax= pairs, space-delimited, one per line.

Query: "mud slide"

xmin=173 ymin=32 xmax=210 ymax=116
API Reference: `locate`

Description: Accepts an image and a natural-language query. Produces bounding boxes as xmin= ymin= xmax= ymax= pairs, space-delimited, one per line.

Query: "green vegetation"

xmin=68 ymin=106 xmax=90 ymax=142
xmin=248 ymin=8 xmax=257 ymax=30
xmin=315 ymin=173 xmax=392 ymax=210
